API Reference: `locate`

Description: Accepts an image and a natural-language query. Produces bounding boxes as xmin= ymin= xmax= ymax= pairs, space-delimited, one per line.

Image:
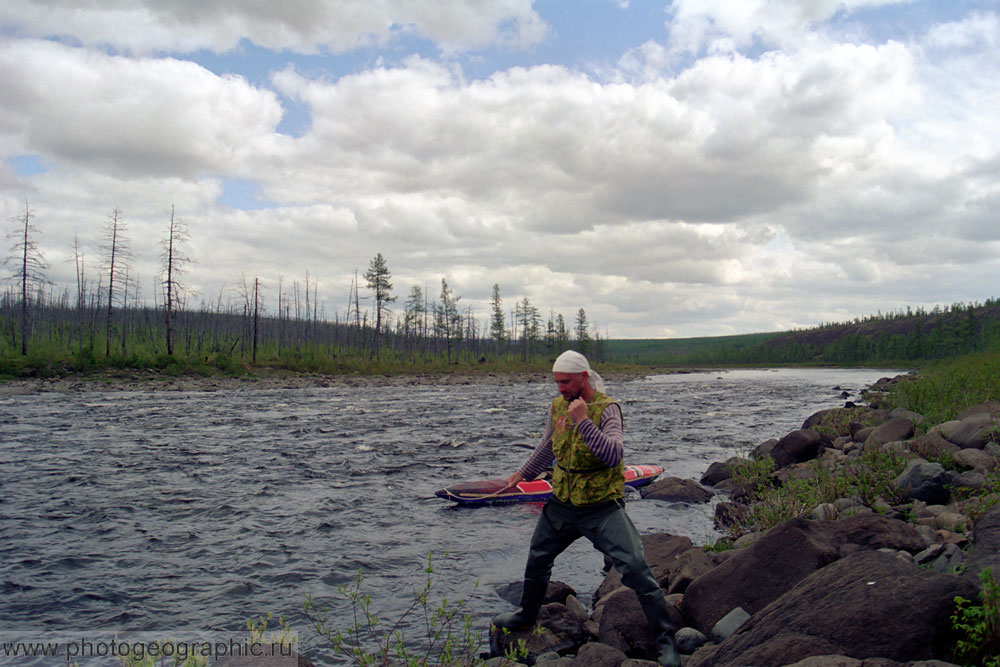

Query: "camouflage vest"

xmin=550 ymin=390 xmax=625 ymax=506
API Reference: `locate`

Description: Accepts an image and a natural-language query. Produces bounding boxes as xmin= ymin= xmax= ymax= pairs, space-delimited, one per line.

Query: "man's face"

xmin=554 ymin=371 xmax=588 ymax=402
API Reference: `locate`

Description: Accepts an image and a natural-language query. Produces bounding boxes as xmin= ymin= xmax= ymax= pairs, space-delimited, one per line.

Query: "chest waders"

xmin=491 ymin=396 xmax=680 ymax=666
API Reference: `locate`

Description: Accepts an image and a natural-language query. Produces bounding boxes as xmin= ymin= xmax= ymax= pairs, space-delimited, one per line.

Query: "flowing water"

xmin=0 ymin=368 xmax=901 ymax=663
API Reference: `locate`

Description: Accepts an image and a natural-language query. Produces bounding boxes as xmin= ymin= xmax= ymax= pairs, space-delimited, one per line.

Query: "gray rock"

xmin=811 ymin=503 xmax=838 ymax=520
xmin=620 ymin=659 xmax=658 ymax=667
xmin=752 ymin=438 xmax=779 ymax=459
xmin=665 ymin=548 xmax=716 ymax=595
xmin=953 ymin=447 xmax=998 ymax=472
xmin=914 ymin=543 xmax=965 ymax=574
xmin=965 ymin=504 xmax=1000 ymax=580
xmin=565 ymin=594 xmax=589 ymax=623
xmin=957 ymin=400 xmax=1000 ymax=420
xmin=682 ymin=514 xmax=924 ymax=636
xmin=852 ymin=426 xmax=874 ymax=443
xmin=889 ymin=407 xmax=924 ymax=424
xmin=894 ymin=460 xmax=949 ymax=504
xmin=864 ymin=418 xmax=915 ymax=450
xmin=833 ymin=497 xmax=862 ymax=511
xmin=597 ymin=533 xmax=692 ymax=601
xmin=870 ymin=497 xmax=893 ymax=515
xmin=597 ymin=588 xmax=660 ymax=659
xmin=771 ymin=429 xmax=825 ymax=468
xmin=909 ymin=432 xmax=960 ymax=460
xmin=533 ymin=651 xmax=564 ymax=667
xmin=940 ymin=414 xmax=998 ymax=449
xmin=674 ymin=627 xmax=708 ymax=654
xmin=785 ymin=655 xmax=863 ymax=666
xmin=685 ymin=550 xmax=978 ymax=667
xmin=497 ymin=580 xmax=576 ymax=606
xmin=572 ymin=642 xmax=629 ymax=667
xmin=700 ymin=459 xmax=734 ymax=486
xmin=681 ymin=518 xmax=839 ymax=634
xmin=711 ymin=607 xmax=751 ymax=643
xmin=639 ymin=477 xmax=713 ymax=504
xmin=483 ymin=657 xmax=527 ymax=667
xmin=948 ymin=469 xmax=987 ymax=491
xmin=839 ymin=506 xmax=873 ymax=518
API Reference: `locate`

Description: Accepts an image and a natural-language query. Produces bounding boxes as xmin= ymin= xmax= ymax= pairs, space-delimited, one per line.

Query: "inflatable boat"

xmin=434 ymin=464 xmax=663 ymax=505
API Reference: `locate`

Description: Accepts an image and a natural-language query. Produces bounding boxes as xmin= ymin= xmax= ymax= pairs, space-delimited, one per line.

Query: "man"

xmin=492 ymin=350 xmax=680 ymax=667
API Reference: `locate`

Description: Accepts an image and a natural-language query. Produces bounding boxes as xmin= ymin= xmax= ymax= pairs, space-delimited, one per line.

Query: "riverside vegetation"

xmin=278 ymin=347 xmax=999 ymax=667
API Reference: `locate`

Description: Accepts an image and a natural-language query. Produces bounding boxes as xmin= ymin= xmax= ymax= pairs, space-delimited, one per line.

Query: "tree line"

xmin=1 ymin=202 xmax=606 ymax=375
xmin=602 ymin=299 xmax=1000 ymax=366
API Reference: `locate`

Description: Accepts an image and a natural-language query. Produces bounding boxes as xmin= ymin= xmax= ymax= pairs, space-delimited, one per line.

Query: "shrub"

xmin=303 ymin=554 xmax=483 ymax=667
xmin=951 ymin=569 xmax=1000 ymax=666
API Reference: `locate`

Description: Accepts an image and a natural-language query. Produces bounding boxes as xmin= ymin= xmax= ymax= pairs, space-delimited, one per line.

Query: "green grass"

xmin=881 ymin=348 xmax=1000 ymax=425
xmin=722 ymin=450 xmax=909 ymax=539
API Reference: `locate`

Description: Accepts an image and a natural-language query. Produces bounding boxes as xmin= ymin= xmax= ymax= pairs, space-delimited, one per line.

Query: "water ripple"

xmin=0 ymin=368 xmax=895 ymax=660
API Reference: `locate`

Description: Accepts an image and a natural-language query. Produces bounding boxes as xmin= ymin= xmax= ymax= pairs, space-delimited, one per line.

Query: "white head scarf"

xmin=552 ymin=350 xmax=606 ymax=393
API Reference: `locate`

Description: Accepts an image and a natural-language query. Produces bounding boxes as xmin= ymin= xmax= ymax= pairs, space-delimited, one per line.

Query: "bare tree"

xmin=6 ymin=198 xmax=48 ymax=355
xmin=102 ymin=208 xmax=131 ymax=357
xmin=161 ymin=205 xmax=190 ymax=355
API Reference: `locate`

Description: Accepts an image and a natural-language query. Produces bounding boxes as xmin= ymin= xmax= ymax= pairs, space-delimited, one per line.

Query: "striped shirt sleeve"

xmin=518 ymin=403 xmax=624 ymax=480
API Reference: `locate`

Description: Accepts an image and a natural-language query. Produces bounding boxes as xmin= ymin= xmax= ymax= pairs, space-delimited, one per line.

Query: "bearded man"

xmin=492 ymin=350 xmax=680 ymax=667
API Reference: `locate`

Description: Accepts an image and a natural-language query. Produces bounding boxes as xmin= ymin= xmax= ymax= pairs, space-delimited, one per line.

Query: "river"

xmin=0 ymin=368 xmax=901 ymax=664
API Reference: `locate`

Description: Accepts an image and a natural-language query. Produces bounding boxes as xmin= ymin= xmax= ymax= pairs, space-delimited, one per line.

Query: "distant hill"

xmin=603 ymin=299 xmax=1000 ymax=365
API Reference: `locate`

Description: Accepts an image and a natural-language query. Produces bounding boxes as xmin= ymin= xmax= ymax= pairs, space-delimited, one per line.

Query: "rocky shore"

xmin=486 ymin=377 xmax=1000 ymax=667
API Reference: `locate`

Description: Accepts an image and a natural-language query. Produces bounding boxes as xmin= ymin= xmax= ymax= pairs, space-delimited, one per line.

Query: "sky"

xmin=1 ymin=0 xmax=998 ymax=339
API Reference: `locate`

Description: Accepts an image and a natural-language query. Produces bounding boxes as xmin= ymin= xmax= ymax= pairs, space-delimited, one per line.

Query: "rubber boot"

xmin=491 ymin=578 xmax=547 ymax=630
xmin=638 ymin=589 xmax=681 ymax=667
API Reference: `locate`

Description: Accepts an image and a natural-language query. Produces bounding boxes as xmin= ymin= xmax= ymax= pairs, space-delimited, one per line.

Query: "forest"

xmin=4 ymin=200 xmax=999 ymax=377
xmin=605 ymin=300 xmax=1000 ymax=366
xmin=2 ymin=201 xmax=612 ymax=376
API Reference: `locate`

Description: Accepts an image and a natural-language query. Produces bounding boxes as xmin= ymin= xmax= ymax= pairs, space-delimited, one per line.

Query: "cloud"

xmin=0 ymin=39 xmax=284 ymax=178
xmin=664 ymin=0 xmax=909 ymax=54
xmin=0 ymin=0 xmax=547 ymax=54
xmin=1 ymin=3 xmax=999 ymax=338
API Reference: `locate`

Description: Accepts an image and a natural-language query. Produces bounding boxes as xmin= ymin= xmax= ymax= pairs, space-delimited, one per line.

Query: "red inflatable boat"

xmin=434 ymin=464 xmax=663 ymax=504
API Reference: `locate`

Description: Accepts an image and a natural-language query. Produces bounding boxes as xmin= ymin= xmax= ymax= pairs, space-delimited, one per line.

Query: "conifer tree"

xmin=364 ymin=253 xmax=396 ymax=361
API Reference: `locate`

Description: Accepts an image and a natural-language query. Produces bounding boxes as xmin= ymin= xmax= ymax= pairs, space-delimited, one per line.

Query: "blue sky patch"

xmin=9 ymin=155 xmax=49 ymax=178
xmin=218 ymin=177 xmax=277 ymax=210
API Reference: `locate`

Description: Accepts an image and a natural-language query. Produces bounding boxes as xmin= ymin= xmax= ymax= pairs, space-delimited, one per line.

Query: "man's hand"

xmin=567 ymin=397 xmax=589 ymax=424
xmin=504 ymin=471 xmax=524 ymax=490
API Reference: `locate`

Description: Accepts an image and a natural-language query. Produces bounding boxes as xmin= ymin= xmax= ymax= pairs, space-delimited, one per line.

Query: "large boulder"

xmin=752 ymin=438 xmax=779 ymax=460
xmin=664 ymin=548 xmax=717 ymax=594
xmin=686 ymin=550 xmax=978 ymax=666
xmin=939 ymin=413 xmax=999 ymax=449
xmin=680 ymin=518 xmax=839 ymax=634
xmin=700 ymin=460 xmax=734 ymax=486
xmin=680 ymin=514 xmax=927 ymax=635
xmin=820 ymin=513 xmax=926 ymax=556
xmin=771 ymin=429 xmax=825 ymax=468
xmin=639 ymin=477 xmax=713 ymax=503
xmin=957 ymin=401 xmax=1000 ymax=420
xmin=864 ymin=418 xmax=915 ymax=450
xmin=595 ymin=588 xmax=660 ymax=660
xmin=953 ymin=447 xmax=998 ymax=473
xmin=894 ymin=460 xmax=950 ymax=504
xmin=496 ymin=580 xmax=576 ymax=606
xmin=965 ymin=503 xmax=1000 ymax=581
xmin=567 ymin=642 xmax=628 ymax=667
xmin=489 ymin=602 xmax=586 ymax=662
xmin=595 ymin=533 xmax=692 ymax=600
xmin=908 ymin=432 xmax=960 ymax=460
